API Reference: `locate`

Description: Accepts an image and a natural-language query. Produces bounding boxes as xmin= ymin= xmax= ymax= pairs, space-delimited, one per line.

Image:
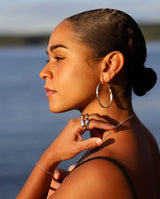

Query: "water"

xmin=0 ymin=42 xmax=160 ymax=198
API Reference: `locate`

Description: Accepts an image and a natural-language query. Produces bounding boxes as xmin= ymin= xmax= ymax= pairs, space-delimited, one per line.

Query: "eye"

xmin=55 ymin=57 xmax=63 ymax=61
xmin=45 ymin=57 xmax=63 ymax=63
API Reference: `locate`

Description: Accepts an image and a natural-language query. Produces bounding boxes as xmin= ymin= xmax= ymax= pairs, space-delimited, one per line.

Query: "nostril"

xmin=39 ymin=68 xmax=53 ymax=80
xmin=39 ymin=67 xmax=48 ymax=79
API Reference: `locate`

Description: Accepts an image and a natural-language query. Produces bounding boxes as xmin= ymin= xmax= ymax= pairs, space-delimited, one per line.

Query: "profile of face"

xmin=39 ymin=21 xmax=101 ymax=113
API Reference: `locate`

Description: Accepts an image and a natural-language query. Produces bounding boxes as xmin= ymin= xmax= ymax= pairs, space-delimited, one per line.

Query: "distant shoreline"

xmin=0 ymin=35 xmax=49 ymax=46
xmin=0 ymin=24 xmax=160 ymax=46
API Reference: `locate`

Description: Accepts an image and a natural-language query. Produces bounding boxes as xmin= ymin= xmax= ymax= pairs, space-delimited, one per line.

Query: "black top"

xmin=73 ymin=156 xmax=137 ymax=199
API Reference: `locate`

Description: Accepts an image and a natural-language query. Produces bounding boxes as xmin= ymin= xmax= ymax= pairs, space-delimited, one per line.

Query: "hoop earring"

xmin=96 ymin=83 xmax=113 ymax=108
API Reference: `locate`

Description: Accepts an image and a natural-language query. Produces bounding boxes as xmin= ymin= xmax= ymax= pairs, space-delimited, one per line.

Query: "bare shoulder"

xmin=50 ymin=158 xmax=135 ymax=199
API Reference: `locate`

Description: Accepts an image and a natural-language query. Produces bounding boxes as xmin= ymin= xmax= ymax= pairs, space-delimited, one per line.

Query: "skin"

xmin=41 ymin=21 xmax=101 ymax=113
xmin=16 ymin=20 xmax=160 ymax=199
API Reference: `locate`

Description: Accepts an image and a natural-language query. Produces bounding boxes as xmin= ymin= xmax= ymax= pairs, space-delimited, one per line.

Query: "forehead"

xmin=47 ymin=21 xmax=95 ymax=60
xmin=48 ymin=21 xmax=76 ymax=48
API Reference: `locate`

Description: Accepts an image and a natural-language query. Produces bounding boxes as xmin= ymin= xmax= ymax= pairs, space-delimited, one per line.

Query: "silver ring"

xmin=81 ymin=114 xmax=85 ymax=128
xmin=85 ymin=114 xmax=90 ymax=129
xmin=85 ymin=114 xmax=89 ymax=119
xmin=85 ymin=119 xmax=90 ymax=128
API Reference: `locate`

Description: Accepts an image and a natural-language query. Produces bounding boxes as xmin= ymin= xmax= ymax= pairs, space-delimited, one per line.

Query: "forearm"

xmin=16 ymin=114 xmax=113 ymax=198
xmin=16 ymin=154 xmax=60 ymax=199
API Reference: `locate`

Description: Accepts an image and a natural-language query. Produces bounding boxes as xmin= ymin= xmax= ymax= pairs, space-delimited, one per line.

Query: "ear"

xmin=100 ymin=51 xmax=124 ymax=83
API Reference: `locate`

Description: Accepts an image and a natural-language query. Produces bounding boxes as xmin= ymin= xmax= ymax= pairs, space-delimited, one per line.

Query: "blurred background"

xmin=0 ymin=0 xmax=160 ymax=198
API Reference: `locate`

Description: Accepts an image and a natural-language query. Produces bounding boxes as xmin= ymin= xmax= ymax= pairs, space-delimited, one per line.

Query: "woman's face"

xmin=39 ymin=21 xmax=101 ymax=113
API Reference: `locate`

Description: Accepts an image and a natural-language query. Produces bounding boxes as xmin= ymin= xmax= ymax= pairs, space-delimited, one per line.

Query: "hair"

xmin=66 ymin=9 xmax=157 ymax=96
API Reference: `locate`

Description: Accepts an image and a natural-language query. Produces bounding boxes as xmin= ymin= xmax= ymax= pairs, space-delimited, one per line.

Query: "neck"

xmin=80 ymin=87 xmax=135 ymax=137
xmin=82 ymin=96 xmax=134 ymax=124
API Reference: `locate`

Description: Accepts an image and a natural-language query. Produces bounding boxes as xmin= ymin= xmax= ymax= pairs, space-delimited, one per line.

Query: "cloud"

xmin=0 ymin=0 xmax=160 ymax=35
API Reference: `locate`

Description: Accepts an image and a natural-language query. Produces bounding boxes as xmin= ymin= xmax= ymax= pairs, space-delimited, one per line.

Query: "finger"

xmin=47 ymin=189 xmax=55 ymax=199
xmin=81 ymin=114 xmax=116 ymax=130
xmin=89 ymin=113 xmax=109 ymax=123
xmin=53 ymin=168 xmax=67 ymax=181
xmin=50 ymin=179 xmax=61 ymax=189
xmin=88 ymin=118 xmax=116 ymax=131
xmin=73 ymin=120 xmax=115 ymax=141
xmin=77 ymin=119 xmax=115 ymax=136
xmin=69 ymin=114 xmax=115 ymax=128
xmin=69 ymin=115 xmax=115 ymax=134
xmin=77 ymin=137 xmax=103 ymax=153
xmin=68 ymin=164 xmax=76 ymax=172
xmin=53 ymin=168 xmax=61 ymax=180
xmin=47 ymin=180 xmax=61 ymax=198
xmin=84 ymin=113 xmax=116 ymax=128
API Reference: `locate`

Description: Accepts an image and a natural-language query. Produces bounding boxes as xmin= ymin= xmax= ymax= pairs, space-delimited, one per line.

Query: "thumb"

xmin=79 ymin=137 xmax=103 ymax=152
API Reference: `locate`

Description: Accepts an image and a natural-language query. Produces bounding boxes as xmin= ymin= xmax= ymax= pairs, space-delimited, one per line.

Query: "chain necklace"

xmin=102 ymin=113 xmax=135 ymax=141
xmin=77 ymin=113 xmax=135 ymax=163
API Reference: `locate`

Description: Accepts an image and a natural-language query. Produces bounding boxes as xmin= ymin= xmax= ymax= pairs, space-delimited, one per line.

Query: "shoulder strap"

xmin=73 ymin=156 xmax=137 ymax=199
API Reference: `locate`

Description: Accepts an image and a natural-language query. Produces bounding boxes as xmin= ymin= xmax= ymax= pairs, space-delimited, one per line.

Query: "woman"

xmin=17 ymin=9 xmax=160 ymax=199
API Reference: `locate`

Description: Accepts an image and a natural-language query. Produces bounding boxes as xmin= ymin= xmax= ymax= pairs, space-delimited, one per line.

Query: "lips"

xmin=44 ymin=87 xmax=56 ymax=97
xmin=46 ymin=90 xmax=56 ymax=97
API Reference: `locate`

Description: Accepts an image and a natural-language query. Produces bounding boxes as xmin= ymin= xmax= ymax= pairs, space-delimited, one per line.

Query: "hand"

xmin=47 ymin=165 xmax=76 ymax=198
xmin=41 ymin=113 xmax=116 ymax=167
xmin=16 ymin=114 xmax=115 ymax=199
xmin=47 ymin=168 xmax=66 ymax=198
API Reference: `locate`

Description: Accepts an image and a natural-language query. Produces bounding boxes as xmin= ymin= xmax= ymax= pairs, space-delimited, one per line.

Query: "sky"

xmin=0 ymin=0 xmax=160 ymax=35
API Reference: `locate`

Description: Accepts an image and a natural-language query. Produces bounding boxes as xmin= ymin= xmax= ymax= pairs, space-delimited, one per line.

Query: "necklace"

xmin=76 ymin=113 xmax=135 ymax=163
xmin=102 ymin=113 xmax=135 ymax=141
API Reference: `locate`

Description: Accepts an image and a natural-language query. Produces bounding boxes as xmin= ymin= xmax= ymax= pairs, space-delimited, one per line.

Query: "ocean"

xmin=0 ymin=42 xmax=160 ymax=198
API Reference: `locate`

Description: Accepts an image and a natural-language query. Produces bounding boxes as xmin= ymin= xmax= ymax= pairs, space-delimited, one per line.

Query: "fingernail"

xmin=96 ymin=139 xmax=103 ymax=145
xmin=54 ymin=172 xmax=60 ymax=180
xmin=54 ymin=173 xmax=58 ymax=179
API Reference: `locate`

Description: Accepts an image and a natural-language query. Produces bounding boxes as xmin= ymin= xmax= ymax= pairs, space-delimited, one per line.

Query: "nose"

xmin=39 ymin=64 xmax=53 ymax=80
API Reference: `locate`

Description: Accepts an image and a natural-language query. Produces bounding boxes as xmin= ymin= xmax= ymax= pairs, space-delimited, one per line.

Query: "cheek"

xmin=56 ymin=67 xmax=76 ymax=89
xmin=54 ymin=61 xmax=99 ymax=106
xmin=55 ymin=61 xmax=79 ymax=86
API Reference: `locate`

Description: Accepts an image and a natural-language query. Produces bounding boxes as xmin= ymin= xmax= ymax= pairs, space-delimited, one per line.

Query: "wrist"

xmin=36 ymin=163 xmax=55 ymax=178
xmin=38 ymin=150 xmax=61 ymax=172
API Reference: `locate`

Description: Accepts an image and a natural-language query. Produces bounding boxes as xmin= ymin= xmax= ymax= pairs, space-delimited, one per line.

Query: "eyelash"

xmin=46 ymin=57 xmax=63 ymax=63
xmin=55 ymin=57 xmax=63 ymax=61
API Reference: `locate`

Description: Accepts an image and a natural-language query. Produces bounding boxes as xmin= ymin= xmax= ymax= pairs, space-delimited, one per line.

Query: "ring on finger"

xmin=81 ymin=114 xmax=86 ymax=128
xmin=85 ymin=114 xmax=90 ymax=129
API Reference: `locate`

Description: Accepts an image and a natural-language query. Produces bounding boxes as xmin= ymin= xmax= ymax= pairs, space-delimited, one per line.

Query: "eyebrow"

xmin=46 ymin=44 xmax=68 ymax=54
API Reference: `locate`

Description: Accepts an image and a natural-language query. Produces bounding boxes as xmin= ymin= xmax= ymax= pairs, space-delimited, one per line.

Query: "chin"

xmin=48 ymin=102 xmax=73 ymax=113
xmin=49 ymin=105 xmax=65 ymax=113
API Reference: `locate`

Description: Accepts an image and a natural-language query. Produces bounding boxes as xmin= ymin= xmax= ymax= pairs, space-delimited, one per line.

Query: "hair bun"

xmin=133 ymin=67 xmax=157 ymax=96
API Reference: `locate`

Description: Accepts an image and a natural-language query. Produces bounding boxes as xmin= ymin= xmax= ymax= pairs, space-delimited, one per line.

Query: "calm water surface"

xmin=0 ymin=42 xmax=160 ymax=198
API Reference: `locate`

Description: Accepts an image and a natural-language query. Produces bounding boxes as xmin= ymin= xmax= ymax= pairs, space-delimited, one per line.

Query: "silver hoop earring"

xmin=96 ymin=83 xmax=113 ymax=108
